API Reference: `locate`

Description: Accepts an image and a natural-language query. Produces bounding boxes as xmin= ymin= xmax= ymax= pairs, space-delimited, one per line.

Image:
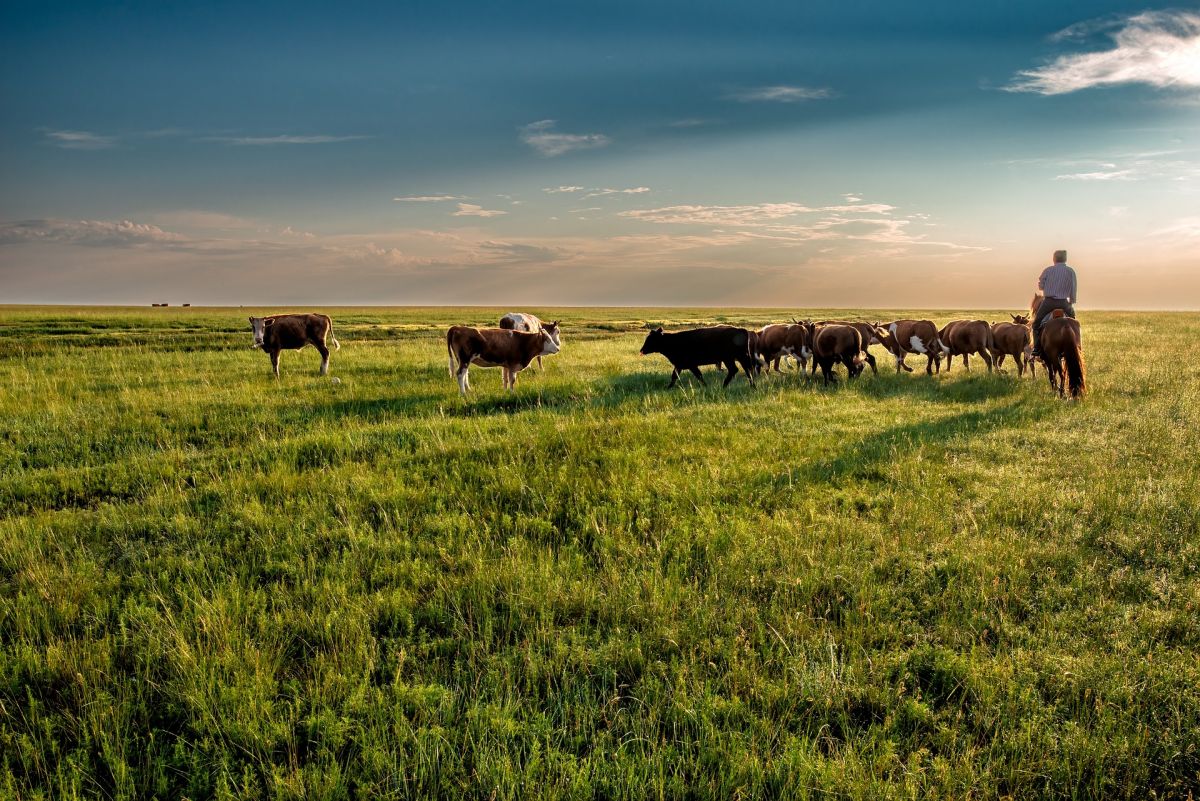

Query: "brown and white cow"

xmin=990 ymin=315 xmax=1035 ymax=377
xmin=754 ymin=323 xmax=810 ymax=374
xmin=813 ymin=320 xmax=885 ymax=375
xmin=447 ymin=326 xmax=560 ymax=395
xmin=499 ymin=312 xmax=561 ymax=370
xmin=938 ymin=319 xmax=994 ymax=373
xmin=876 ymin=320 xmax=943 ymax=374
xmin=248 ymin=313 xmax=340 ymax=377
xmin=803 ymin=322 xmax=865 ymax=385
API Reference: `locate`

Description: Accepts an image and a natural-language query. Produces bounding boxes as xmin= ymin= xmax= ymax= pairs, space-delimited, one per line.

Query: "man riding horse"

xmin=1030 ymin=249 xmax=1077 ymax=359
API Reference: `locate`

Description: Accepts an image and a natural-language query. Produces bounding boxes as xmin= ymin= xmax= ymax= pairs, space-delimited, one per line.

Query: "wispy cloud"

xmin=520 ymin=120 xmax=611 ymax=157
xmin=583 ymin=186 xmax=651 ymax=198
xmin=452 ymin=203 xmax=507 ymax=218
xmin=205 ymin=134 xmax=369 ymax=145
xmin=43 ymin=130 xmax=117 ymax=150
xmin=543 ymin=186 xmax=584 ymax=193
xmin=477 ymin=240 xmax=562 ymax=263
xmin=724 ymin=85 xmax=834 ymax=103
xmin=0 ymin=218 xmax=184 ymax=246
xmin=620 ymin=202 xmax=894 ymax=227
xmin=1054 ymin=169 xmax=1136 ymax=181
xmin=1007 ymin=11 xmax=1200 ymax=95
xmin=393 ymin=195 xmax=465 ymax=202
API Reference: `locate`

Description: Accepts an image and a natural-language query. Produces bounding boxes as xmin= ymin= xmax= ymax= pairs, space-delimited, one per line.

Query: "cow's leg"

xmin=721 ymin=362 xmax=738 ymax=387
xmin=508 ymin=366 xmax=519 ymax=391
xmin=270 ymin=349 xmax=281 ymax=378
xmin=314 ymin=340 xmax=330 ymax=375
xmin=821 ymin=359 xmax=837 ymax=386
xmin=980 ymin=349 xmax=993 ymax=373
xmin=456 ymin=364 xmax=470 ymax=396
xmin=688 ymin=366 xmax=706 ymax=385
xmin=926 ymin=354 xmax=936 ymax=375
xmin=739 ymin=356 xmax=756 ymax=386
xmin=536 ymin=355 xmax=543 ymax=370
xmin=995 ymin=353 xmax=1006 ymax=370
xmin=865 ymin=352 xmax=877 ymax=375
xmin=667 ymin=368 xmax=680 ymax=389
xmin=945 ymin=354 xmax=954 ymax=372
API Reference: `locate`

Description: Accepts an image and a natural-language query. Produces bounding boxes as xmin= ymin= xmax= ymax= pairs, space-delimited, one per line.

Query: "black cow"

xmin=249 ymin=313 xmax=340 ymax=377
xmin=639 ymin=326 xmax=757 ymax=388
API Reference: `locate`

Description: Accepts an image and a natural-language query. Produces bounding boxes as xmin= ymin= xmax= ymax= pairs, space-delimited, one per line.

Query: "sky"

xmin=2 ymin=1 xmax=1199 ymax=308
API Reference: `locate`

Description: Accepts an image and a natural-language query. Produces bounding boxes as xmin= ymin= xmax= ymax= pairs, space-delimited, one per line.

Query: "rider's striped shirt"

xmin=1038 ymin=262 xmax=1077 ymax=304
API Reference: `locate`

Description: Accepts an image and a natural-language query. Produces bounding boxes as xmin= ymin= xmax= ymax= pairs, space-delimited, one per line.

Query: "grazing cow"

xmin=876 ymin=320 xmax=943 ymax=374
xmin=447 ymin=326 xmax=560 ymax=396
xmin=938 ymin=320 xmax=995 ymax=373
xmin=813 ymin=321 xmax=885 ymax=375
xmin=248 ymin=313 xmax=340 ymax=377
xmin=755 ymin=323 xmax=811 ymax=374
xmin=991 ymin=315 xmax=1035 ymax=377
xmin=639 ymin=326 xmax=757 ymax=388
xmin=803 ymin=323 xmax=865 ymax=385
xmin=499 ymin=312 xmax=561 ymax=370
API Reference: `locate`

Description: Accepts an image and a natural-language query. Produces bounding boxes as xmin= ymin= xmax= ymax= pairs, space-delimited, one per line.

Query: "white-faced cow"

xmin=499 ymin=313 xmax=561 ymax=370
xmin=812 ymin=321 xmax=885 ymax=375
xmin=938 ymin=320 xmax=995 ymax=373
xmin=755 ymin=323 xmax=811 ymax=374
xmin=802 ymin=322 xmax=865 ymax=385
xmin=248 ymin=313 xmax=340 ymax=378
xmin=990 ymin=315 xmax=1035 ymax=377
xmin=447 ymin=326 xmax=560 ymax=396
xmin=876 ymin=320 xmax=943 ymax=374
xmin=639 ymin=326 xmax=757 ymax=388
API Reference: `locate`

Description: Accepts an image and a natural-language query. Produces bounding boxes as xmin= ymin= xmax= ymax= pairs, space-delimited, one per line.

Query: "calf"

xmin=938 ymin=320 xmax=994 ymax=373
xmin=804 ymin=323 xmax=865 ymax=385
xmin=447 ymin=326 xmax=559 ymax=396
xmin=248 ymin=313 xmax=340 ymax=377
xmin=755 ymin=323 xmax=810 ymax=374
xmin=639 ymin=326 xmax=757 ymax=388
xmin=499 ymin=312 xmax=561 ymax=370
xmin=990 ymin=315 xmax=1035 ymax=377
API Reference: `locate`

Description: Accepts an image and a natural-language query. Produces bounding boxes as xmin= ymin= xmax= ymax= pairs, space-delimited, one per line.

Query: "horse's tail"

xmin=1063 ymin=334 xmax=1086 ymax=398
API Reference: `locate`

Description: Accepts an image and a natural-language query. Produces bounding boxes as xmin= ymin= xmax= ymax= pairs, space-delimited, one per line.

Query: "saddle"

xmin=1041 ymin=309 xmax=1067 ymax=327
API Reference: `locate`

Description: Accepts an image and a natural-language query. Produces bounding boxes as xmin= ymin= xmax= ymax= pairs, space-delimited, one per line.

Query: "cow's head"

xmin=544 ymin=320 xmax=562 ymax=347
xmin=540 ymin=329 xmax=561 ymax=356
xmin=248 ymin=316 xmax=275 ymax=349
xmin=1010 ymin=314 xmax=1030 ymax=326
xmin=639 ymin=327 xmax=665 ymax=355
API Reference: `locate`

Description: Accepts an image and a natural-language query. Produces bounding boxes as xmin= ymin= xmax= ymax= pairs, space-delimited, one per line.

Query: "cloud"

xmin=43 ymin=130 xmax=117 ymax=150
xmin=394 ymin=195 xmax=465 ymax=202
xmin=452 ymin=203 xmax=507 ymax=218
xmin=1054 ymin=169 xmax=1136 ymax=181
xmin=843 ymin=193 xmax=863 ymax=203
xmin=1007 ymin=11 xmax=1200 ymax=95
xmin=724 ymin=85 xmax=834 ymax=103
xmin=477 ymin=241 xmax=562 ymax=263
xmin=619 ymin=202 xmax=894 ymax=227
xmin=0 ymin=218 xmax=184 ymax=246
xmin=543 ymin=186 xmax=584 ymax=193
xmin=520 ymin=120 xmax=610 ymax=157
xmin=205 ymin=134 xmax=369 ymax=145
xmin=583 ymin=186 xmax=652 ymax=198
xmin=150 ymin=210 xmax=260 ymax=230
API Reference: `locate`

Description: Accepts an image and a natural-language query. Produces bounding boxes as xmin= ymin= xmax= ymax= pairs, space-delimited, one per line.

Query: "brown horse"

xmin=1031 ymin=295 xmax=1085 ymax=398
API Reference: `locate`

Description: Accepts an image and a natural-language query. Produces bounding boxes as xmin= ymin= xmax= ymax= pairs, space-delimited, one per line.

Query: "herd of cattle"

xmin=247 ymin=311 xmax=1041 ymax=395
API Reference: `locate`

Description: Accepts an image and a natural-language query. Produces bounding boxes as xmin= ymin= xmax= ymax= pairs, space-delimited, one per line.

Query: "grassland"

xmin=1 ymin=305 xmax=1198 ymax=800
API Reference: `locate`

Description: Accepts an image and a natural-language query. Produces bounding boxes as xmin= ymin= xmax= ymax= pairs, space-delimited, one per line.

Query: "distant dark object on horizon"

xmin=151 ymin=302 xmax=169 ymax=307
xmin=182 ymin=303 xmax=191 ymax=307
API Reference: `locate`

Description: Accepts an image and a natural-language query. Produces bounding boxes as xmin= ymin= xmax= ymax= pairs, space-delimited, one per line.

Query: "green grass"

xmin=1 ymin=305 xmax=1198 ymax=800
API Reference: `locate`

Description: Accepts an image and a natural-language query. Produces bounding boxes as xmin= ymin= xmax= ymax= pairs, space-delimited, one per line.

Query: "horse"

xmin=1030 ymin=295 xmax=1085 ymax=398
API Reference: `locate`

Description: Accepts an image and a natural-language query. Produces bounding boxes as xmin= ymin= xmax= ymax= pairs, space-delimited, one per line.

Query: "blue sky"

xmin=2 ymin=1 xmax=1198 ymax=307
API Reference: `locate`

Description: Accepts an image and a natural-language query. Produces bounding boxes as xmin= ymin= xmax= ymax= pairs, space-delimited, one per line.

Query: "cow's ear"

xmin=264 ymin=317 xmax=276 ymax=326
xmin=248 ymin=317 xmax=254 ymax=324
xmin=654 ymin=327 xmax=663 ymax=334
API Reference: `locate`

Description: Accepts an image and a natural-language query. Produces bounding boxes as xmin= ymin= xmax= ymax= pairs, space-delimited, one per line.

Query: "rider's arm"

xmin=1070 ymin=269 xmax=1077 ymax=305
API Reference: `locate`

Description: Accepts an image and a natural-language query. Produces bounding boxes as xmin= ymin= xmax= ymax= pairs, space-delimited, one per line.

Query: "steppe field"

xmin=1 ymin=305 xmax=1198 ymax=800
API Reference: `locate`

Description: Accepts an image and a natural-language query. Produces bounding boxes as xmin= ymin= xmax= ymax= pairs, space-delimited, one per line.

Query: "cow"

xmin=248 ymin=313 xmax=340 ymax=378
xmin=938 ymin=319 xmax=995 ymax=373
xmin=499 ymin=312 xmax=561 ymax=370
xmin=754 ymin=323 xmax=811 ymax=374
xmin=803 ymin=322 xmax=865 ymax=385
xmin=991 ymin=315 xmax=1035 ymax=377
xmin=813 ymin=320 xmax=885 ymax=375
xmin=639 ymin=326 xmax=757 ymax=388
xmin=447 ymin=326 xmax=560 ymax=396
xmin=875 ymin=320 xmax=943 ymax=374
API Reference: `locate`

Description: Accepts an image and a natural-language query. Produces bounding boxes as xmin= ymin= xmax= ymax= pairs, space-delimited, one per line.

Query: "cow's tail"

xmin=326 ymin=316 xmax=341 ymax=350
xmin=447 ymin=331 xmax=457 ymax=376
xmin=1063 ymin=335 xmax=1086 ymax=398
